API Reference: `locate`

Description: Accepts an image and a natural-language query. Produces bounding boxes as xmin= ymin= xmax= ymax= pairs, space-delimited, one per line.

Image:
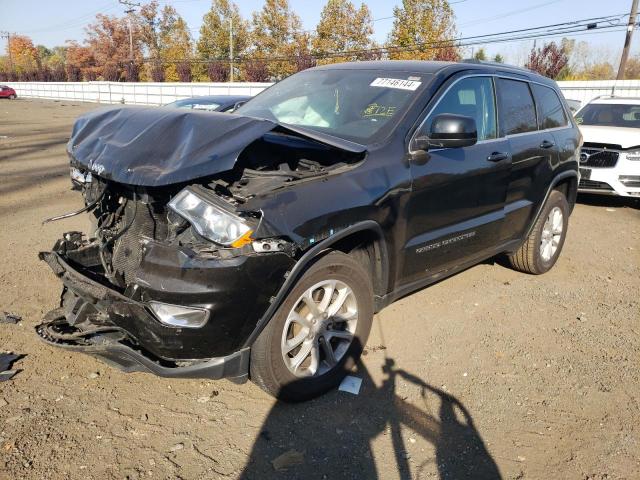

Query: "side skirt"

xmin=375 ymin=239 xmax=522 ymax=310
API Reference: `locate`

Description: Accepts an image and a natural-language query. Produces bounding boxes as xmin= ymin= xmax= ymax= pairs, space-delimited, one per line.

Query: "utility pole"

xmin=126 ymin=10 xmax=134 ymax=62
xmin=617 ymin=0 xmax=639 ymax=80
xmin=0 ymin=32 xmax=12 ymax=71
xmin=119 ymin=0 xmax=140 ymax=64
xmin=229 ymin=17 xmax=234 ymax=83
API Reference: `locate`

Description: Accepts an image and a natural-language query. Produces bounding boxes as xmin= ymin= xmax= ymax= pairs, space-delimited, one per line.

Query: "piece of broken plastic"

xmin=0 ymin=353 xmax=23 ymax=381
xmin=0 ymin=312 xmax=21 ymax=324
xmin=338 ymin=375 xmax=362 ymax=395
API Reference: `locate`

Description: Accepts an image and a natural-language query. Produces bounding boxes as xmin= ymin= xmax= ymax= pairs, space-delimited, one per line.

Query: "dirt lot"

xmin=0 ymin=98 xmax=638 ymax=480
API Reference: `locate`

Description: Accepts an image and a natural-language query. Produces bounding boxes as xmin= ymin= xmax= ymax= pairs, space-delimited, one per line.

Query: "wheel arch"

xmin=524 ymin=169 xmax=578 ymax=239
xmin=243 ymin=220 xmax=389 ymax=347
xmin=553 ymin=174 xmax=578 ymax=213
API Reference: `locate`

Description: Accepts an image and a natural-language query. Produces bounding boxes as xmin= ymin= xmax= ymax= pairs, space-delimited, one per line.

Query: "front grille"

xmin=579 ymin=147 xmax=619 ymax=168
xmin=579 ymin=179 xmax=614 ymax=191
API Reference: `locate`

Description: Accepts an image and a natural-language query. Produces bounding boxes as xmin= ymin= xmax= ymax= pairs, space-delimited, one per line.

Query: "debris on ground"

xmin=338 ymin=375 xmax=363 ymax=395
xmin=271 ymin=449 xmax=304 ymax=471
xmin=0 ymin=312 xmax=21 ymax=324
xmin=0 ymin=353 xmax=24 ymax=381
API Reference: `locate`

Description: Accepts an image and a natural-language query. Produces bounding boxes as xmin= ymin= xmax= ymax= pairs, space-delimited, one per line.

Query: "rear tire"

xmin=250 ymin=251 xmax=373 ymax=402
xmin=8 ymin=94 xmax=16 ymax=100
xmin=507 ymin=189 xmax=569 ymax=274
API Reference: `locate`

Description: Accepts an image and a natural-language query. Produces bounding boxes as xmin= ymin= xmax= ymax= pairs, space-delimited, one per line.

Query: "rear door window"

xmin=497 ymin=79 xmax=538 ymax=135
xmin=532 ymin=84 xmax=568 ymax=129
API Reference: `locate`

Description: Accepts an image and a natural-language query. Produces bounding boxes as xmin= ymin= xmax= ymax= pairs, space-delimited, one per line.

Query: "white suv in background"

xmin=575 ymin=96 xmax=640 ymax=197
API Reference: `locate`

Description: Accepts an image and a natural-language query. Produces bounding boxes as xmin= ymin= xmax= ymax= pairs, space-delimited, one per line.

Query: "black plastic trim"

xmin=35 ymin=328 xmax=250 ymax=382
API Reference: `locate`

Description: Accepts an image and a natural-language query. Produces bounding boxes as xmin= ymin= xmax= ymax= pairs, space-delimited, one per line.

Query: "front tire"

xmin=507 ymin=189 xmax=569 ymax=274
xmin=250 ymin=251 xmax=373 ymax=402
xmin=8 ymin=94 xmax=16 ymax=100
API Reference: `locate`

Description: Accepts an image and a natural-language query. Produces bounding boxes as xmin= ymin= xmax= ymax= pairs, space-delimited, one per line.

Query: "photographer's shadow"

xmin=239 ymin=342 xmax=501 ymax=480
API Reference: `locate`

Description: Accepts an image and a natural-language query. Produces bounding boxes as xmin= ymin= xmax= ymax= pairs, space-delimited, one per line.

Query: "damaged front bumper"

xmin=37 ymin=236 xmax=294 ymax=381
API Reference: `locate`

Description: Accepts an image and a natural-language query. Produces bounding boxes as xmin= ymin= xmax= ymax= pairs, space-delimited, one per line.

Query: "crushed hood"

xmin=67 ymin=106 xmax=276 ymax=187
xmin=579 ymin=125 xmax=640 ymax=150
xmin=67 ymin=106 xmax=366 ymax=187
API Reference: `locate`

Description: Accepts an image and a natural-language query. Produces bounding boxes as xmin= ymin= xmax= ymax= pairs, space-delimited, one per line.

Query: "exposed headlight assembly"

xmin=625 ymin=150 xmax=640 ymax=161
xmin=168 ymin=188 xmax=253 ymax=247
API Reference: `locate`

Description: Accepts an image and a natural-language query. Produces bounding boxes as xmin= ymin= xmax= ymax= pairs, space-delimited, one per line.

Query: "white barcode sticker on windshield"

xmin=370 ymin=77 xmax=422 ymax=91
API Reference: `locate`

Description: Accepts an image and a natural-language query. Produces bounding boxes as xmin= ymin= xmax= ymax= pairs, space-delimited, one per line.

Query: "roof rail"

xmin=459 ymin=58 xmax=533 ymax=74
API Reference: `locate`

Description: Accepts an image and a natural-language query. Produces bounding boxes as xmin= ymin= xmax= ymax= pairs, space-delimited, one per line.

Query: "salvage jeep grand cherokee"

xmin=39 ymin=61 xmax=581 ymax=401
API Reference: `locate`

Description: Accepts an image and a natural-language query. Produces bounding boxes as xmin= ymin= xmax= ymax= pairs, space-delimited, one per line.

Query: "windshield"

xmin=576 ymin=103 xmax=640 ymax=128
xmin=166 ymin=99 xmax=221 ymax=111
xmin=237 ymin=69 xmax=430 ymax=143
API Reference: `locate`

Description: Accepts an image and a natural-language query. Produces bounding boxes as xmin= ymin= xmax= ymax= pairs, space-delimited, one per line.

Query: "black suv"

xmin=39 ymin=61 xmax=581 ymax=401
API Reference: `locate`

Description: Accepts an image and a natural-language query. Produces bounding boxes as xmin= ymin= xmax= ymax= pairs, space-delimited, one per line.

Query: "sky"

xmin=1 ymin=0 xmax=639 ymax=65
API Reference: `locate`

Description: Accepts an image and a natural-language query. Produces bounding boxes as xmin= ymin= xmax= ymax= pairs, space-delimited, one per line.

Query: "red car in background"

xmin=0 ymin=86 xmax=17 ymax=99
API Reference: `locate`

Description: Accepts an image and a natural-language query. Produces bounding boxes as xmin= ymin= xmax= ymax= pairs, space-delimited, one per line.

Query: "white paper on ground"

xmin=338 ymin=375 xmax=362 ymax=395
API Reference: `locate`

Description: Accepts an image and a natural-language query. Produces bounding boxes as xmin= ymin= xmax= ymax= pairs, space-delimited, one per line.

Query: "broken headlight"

xmin=168 ymin=188 xmax=253 ymax=247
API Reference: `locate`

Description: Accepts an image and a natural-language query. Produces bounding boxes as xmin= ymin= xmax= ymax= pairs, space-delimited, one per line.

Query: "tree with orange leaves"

xmin=65 ymin=41 xmax=97 ymax=81
xmin=84 ymin=13 xmax=143 ymax=81
xmin=7 ymin=35 xmax=39 ymax=79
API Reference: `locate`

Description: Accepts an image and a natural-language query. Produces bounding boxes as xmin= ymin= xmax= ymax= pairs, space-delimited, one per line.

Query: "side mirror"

xmin=413 ymin=113 xmax=478 ymax=151
xmin=230 ymin=100 xmax=247 ymax=113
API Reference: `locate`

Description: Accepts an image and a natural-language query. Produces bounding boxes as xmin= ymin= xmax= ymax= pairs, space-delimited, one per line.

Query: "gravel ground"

xmin=0 ymin=99 xmax=639 ymax=480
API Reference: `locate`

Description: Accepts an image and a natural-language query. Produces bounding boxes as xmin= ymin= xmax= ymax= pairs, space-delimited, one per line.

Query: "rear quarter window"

xmin=532 ymin=84 xmax=568 ymax=129
xmin=497 ymin=78 xmax=537 ymax=135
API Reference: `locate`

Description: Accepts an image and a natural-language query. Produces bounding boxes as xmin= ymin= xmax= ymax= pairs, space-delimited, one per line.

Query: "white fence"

xmin=2 ymin=81 xmax=271 ymax=105
xmin=558 ymin=80 xmax=640 ymax=105
xmin=4 ymin=79 xmax=640 ymax=107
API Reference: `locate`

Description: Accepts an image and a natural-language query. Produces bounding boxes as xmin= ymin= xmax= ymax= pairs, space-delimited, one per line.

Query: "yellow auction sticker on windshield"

xmin=370 ymin=78 xmax=422 ymax=91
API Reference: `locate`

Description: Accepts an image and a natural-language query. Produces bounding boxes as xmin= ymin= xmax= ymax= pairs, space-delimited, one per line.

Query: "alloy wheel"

xmin=540 ymin=206 xmax=563 ymax=262
xmin=281 ymin=279 xmax=358 ymax=378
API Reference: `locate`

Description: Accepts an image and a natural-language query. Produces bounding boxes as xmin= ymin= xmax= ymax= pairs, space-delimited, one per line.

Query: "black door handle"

xmin=487 ymin=152 xmax=509 ymax=162
xmin=540 ymin=140 xmax=555 ymax=149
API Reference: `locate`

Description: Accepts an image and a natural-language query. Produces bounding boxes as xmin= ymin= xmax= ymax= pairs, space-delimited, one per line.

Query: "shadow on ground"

xmin=238 ymin=343 xmax=501 ymax=480
xmin=577 ymin=193 xmax=640 ymax=209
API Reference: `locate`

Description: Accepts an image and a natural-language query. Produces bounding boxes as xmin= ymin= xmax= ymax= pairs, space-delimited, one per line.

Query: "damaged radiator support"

xmin=110 ymin=197 xmax=169 ymax=285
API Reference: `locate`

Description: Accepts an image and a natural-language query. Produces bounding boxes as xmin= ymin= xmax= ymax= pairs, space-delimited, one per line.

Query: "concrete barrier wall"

xmin=4 ymin=79 xmax=640 ymax=107
xmin=3 ymin=81 xmax=271 ymax=105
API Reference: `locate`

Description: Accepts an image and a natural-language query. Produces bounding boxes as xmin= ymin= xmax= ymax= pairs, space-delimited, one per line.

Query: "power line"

xmin=16 ymin=2 xmax=118 ymax=34
xmin=159 ymin=17 xmax=632 ymax=64
xmin=458 ymin=0 xmax=564 ymax=27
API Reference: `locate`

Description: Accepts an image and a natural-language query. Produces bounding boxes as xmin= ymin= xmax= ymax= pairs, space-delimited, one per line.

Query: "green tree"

xmin=492 ymin=53 xmax=504 ymax=63
xmin=197 ymin=0 xmax=249 ymax=63
xmin=313 ymin=0 xmax=374 ymax=63
xmin=163 ymin=17 xmax=193 ymax=81
xmin=251 ymin=0 xmax=303 ymax=79
xmin=473 ymin=48 xmax=486 ymax=61
xmin=138 ymin=1 xmax=193 ymax=81
xmin=387 ymin=0 xmax=457 ymax=61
